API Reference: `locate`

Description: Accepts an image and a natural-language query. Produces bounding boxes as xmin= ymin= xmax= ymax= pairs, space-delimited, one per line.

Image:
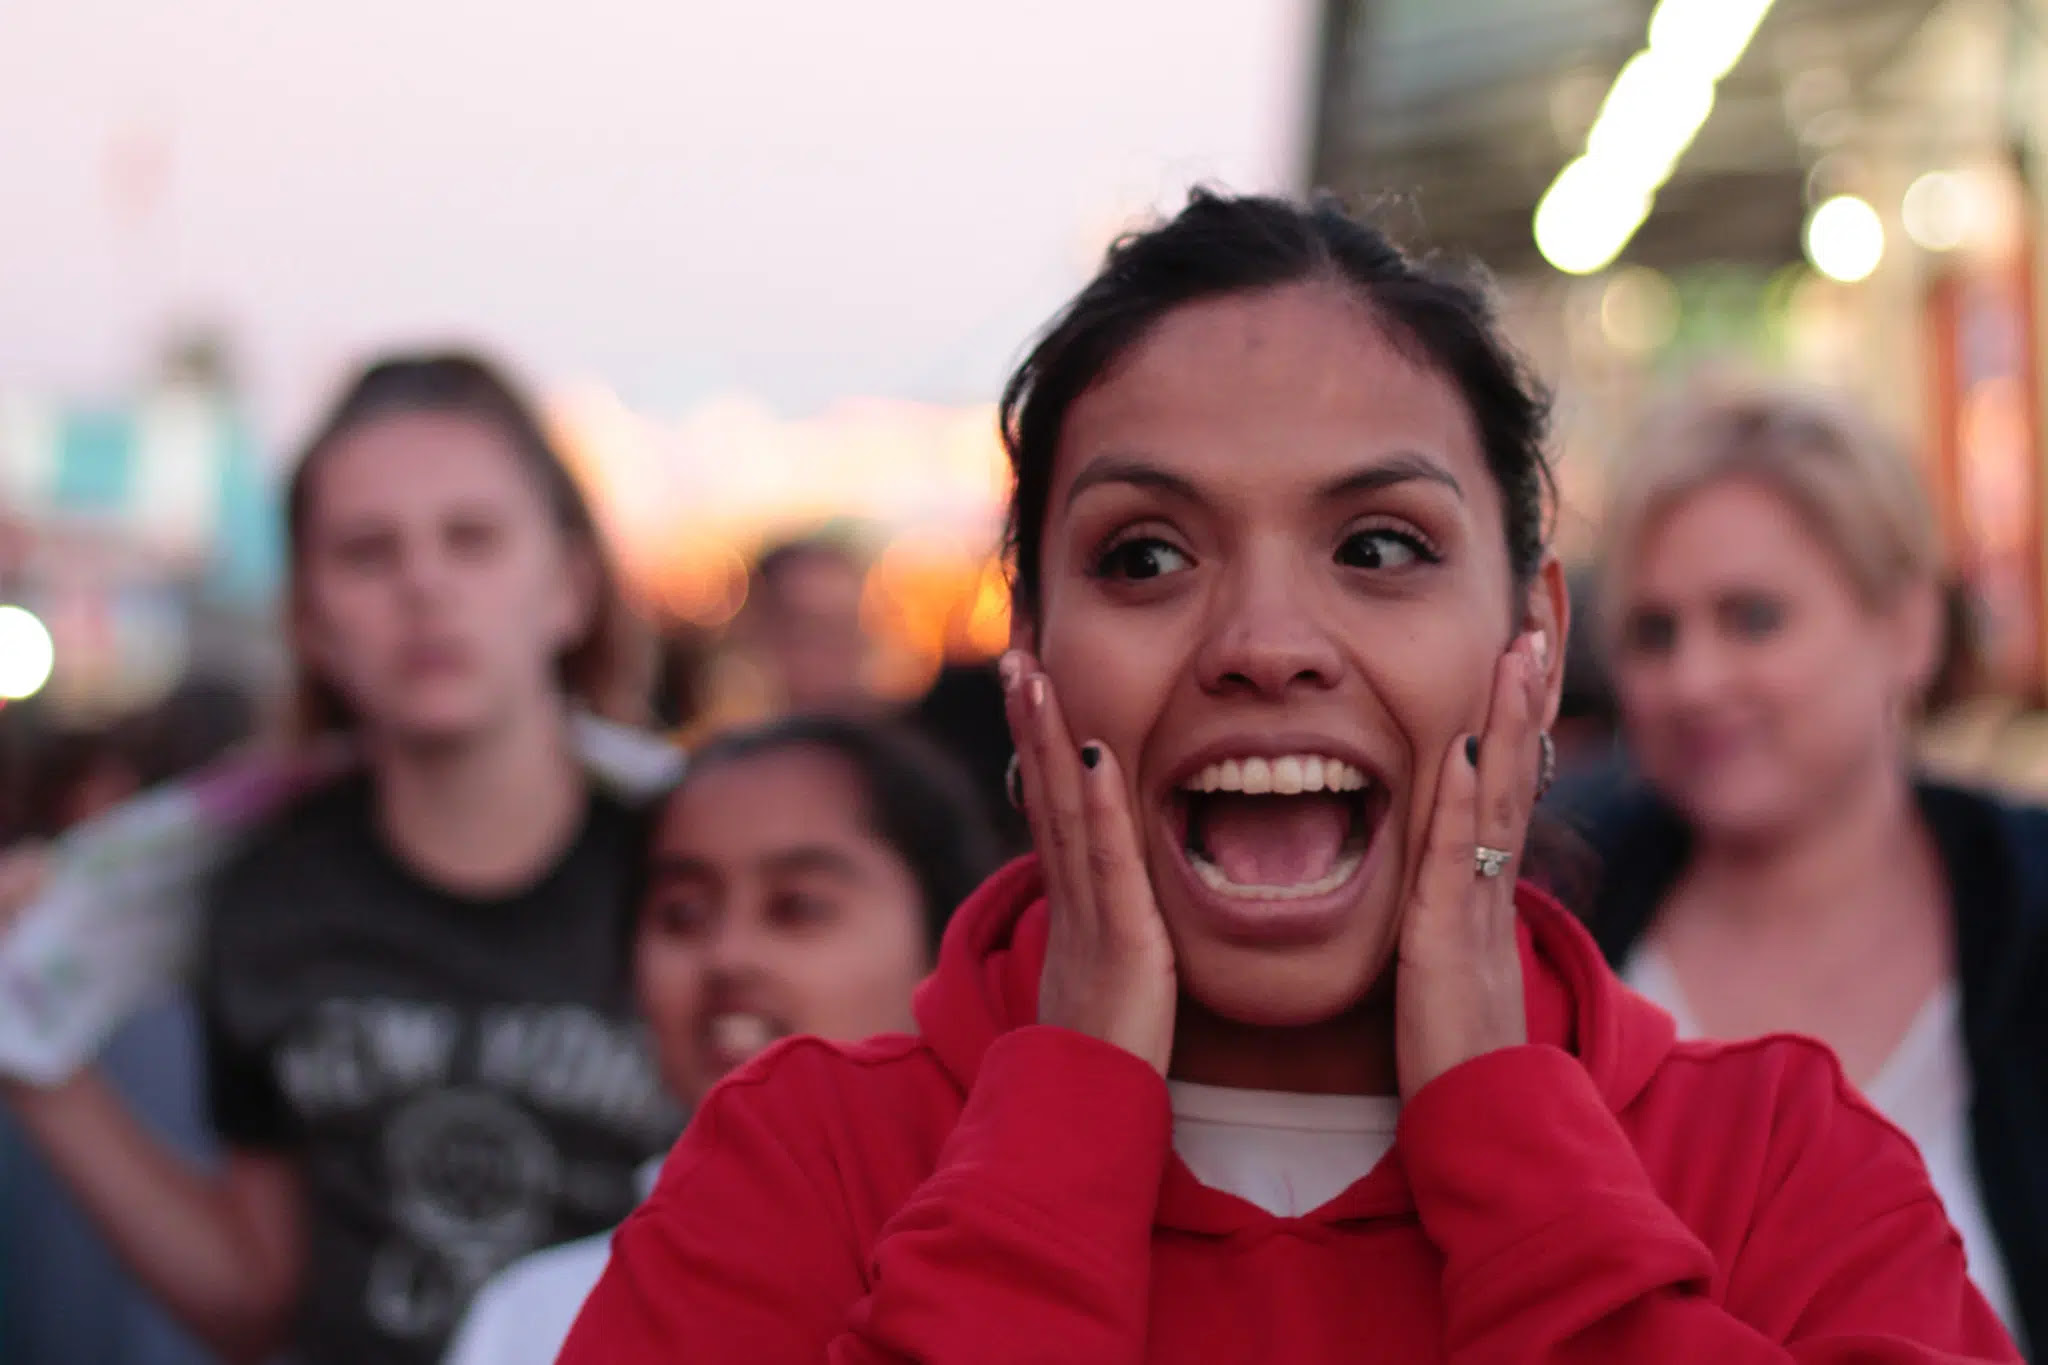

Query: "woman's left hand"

xmin=1395 ymin=630 xmax=1549 ymax=1101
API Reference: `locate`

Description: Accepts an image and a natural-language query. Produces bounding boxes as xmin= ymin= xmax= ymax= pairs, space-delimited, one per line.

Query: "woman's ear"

xmin=550 ymin=543 xmax=603 ymax=651
xmin=290 ymin=583 xmax=336 ymax=684
xmin=1890 ymin=578 xmax=1945 ymax=704
xmin=1008 ymin=597 xmax=1039 ymax=659
xmin=1524 ymin=557 xmax=1572 ymax=730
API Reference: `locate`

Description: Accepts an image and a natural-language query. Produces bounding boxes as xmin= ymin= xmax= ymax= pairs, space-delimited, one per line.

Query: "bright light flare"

xmin=1805 ymin=195 xmax=1885 ymax=283
xmin=1585 ymin=51 xmax=1716 ymax=185
xmin=1533 ymin=0 xmax=1778 ymax=274
xmin=1535 ymin=159 xmax=1652 ymax=276
xmin=0 ymin=605 xmax=55 ymax=701
xmin=1648 ymin=0 xmax=1777 ymax=82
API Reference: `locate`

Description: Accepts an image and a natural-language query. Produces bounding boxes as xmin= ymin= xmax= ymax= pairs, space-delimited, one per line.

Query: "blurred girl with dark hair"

xmin=446 ymin=713 xmax=1001 ymax=1365
xmin=2 ymin=353 xmax=679 ymax=1365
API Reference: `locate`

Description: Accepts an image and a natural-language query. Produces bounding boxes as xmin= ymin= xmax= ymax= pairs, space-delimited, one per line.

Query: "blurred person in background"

xmin=0 ymin=353 xmax=678 ymax=1365
xmin=2 ymin=681 xmax=256 ymax=1365
xmin=563 ymin=192 xmax=2017 ymax=1363
xmin=443 ymin=713 xmax=1000 ymax=1365
xmin=1574 ymin=380 xmax=2047 ymax=1351
xmin=741 ymin=535 xmax=876 ymax=715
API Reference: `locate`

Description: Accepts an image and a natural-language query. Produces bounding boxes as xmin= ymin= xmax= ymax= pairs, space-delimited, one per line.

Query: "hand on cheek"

xmin=1002 ymin=650 xmax=1179 ymax=1075
xmin=1394 ymin=631 xmax=1548 ymax=1100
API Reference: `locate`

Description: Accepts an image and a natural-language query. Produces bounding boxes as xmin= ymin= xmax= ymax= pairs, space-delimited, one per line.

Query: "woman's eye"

xmin=1336 ymin=529 xmax=1430 ymax=571
xmin=1624 ymin=610 xmax=1678 ymax=657
xmin=647 ymin=896 xmax=712 ymax=937
xmin=769 ymin=892 xmax=837 ymax=929
xmin=1095 ymin=537 xmax=1192 ymax=582
xmin=1724 ymin=594 xmax=1785 ymax=640
xmin=446 ymin=518 xmax=502 ymax=558
xmin=332 ymin=532 xmax=397 ymax=573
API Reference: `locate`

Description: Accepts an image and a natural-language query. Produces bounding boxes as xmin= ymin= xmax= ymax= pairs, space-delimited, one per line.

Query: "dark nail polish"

xmin=1465 ymin=735 xmax=1480 ymax=767
xmin=1081 ymin=744 xmax=1101 ymax=770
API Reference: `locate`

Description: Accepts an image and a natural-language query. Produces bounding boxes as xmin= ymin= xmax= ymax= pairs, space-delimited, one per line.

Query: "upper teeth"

xmin=708 ymin=1013 xmax=777 ymax=1056
xmin=1182 ymin=755 xmax=1370 ymax=796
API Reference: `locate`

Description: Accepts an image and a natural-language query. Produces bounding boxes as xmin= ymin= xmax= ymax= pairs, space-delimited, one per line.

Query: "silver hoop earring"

xmin=1535 ymin=731 xmax=1557 ymax=802
xmin=1005 ymin=753 xmax=1024 ymax=811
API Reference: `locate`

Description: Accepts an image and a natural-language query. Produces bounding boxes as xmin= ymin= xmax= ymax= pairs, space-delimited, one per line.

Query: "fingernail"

xmin=998 ymin=652 xmax=1022 ymax=692
xmin=1027 ymin=676 xmax=1047 ymax=709
xmin=1081 ymin=744 xmax=1101 ymax=770
xmin=1530 ymin=631 xmax=1550 ymax=673
xmin=1464 ymin=735 xmax=1480 ymax=767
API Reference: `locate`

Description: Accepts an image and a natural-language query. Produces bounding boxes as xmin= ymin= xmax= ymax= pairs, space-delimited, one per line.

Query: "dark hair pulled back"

xmin=999 ymin=189 xmax=1554 ymax=615
xmin=681 ymin=714 xmax=1004 ymax=955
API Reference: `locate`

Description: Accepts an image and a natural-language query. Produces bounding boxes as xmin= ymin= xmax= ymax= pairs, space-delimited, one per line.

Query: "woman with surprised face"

xmin=561 ymin=192 xmax=2020 ymax=1364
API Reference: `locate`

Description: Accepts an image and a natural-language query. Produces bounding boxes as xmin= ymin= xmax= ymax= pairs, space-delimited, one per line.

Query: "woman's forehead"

xmin=660 ymin=748 xmax=873 ymax=846
xmin=1053 ymin=286 xmax=1488 ymax=510
xmin=312 ymin=413 xmax=535 ymax=515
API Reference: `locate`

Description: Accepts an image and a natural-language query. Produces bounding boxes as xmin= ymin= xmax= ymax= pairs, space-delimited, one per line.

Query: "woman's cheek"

xmin=1042 ymin=609 xmax=1178 ymax=757
xmin=635 ymin=938 xmax=704 ymax=1061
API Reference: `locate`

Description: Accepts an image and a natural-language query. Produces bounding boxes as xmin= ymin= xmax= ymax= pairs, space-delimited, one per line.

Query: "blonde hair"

xmin=1597 ymin=377 xmax=1941 ymax=638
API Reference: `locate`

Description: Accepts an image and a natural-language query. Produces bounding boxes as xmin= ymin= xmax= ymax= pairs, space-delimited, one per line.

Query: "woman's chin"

xmin=1174 ymin=942 xmax=1394 ymax=1031
xmin=1157 ymin=868 xmax=1403 ymax=1032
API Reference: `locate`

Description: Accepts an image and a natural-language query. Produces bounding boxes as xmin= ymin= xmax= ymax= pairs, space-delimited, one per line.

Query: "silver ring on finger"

xmin=1005 ymin=752 xmax=1025 ymax=811
xmin=1474 ymin=845 xmax=1513 ymax=879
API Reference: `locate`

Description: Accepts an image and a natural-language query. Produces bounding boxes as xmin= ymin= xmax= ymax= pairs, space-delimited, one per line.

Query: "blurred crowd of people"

xmin=0 ymin=190 xmax=2040 ymax=1364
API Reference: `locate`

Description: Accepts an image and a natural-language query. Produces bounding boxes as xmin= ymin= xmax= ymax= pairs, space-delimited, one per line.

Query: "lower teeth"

xmin=1189 ymin=848 xmax=1363 ymax=900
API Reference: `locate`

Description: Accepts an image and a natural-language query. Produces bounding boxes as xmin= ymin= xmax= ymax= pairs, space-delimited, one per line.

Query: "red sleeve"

xmin=558 ymin=1026 xmax=1170 ymax=1364
xmin=1399 ymin=1043 xmax=2022 ymax=1365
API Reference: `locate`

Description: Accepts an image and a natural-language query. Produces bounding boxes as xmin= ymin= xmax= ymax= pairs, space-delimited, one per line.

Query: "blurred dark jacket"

xmin=1556 ymin=775 xmax=2048 ymax=1357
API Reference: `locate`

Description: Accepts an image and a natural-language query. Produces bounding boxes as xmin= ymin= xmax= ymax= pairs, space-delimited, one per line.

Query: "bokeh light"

xmin=1804 ymin=195 xmax=1885 ymax=283
xmin=0 ymin=605 xmax=56 ymax=700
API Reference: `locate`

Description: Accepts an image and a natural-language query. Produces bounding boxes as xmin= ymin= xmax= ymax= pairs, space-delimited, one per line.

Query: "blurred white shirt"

xmin=441 ymin=1160 xmax=660 ymax=1365
xmin=1625 ymin=948 xmax=2021 ymax=1337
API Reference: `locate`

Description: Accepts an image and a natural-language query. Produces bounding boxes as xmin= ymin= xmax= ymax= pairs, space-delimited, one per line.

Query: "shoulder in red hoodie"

xmin=561 ymin=857 xmax=2020 ymax=1363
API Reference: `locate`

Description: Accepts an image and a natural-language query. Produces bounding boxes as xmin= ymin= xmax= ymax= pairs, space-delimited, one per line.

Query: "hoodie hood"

xmin=913 ymin=854 xmax=1678 ymax=1231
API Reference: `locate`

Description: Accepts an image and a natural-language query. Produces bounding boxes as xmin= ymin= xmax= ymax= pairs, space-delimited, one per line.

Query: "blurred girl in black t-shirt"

xmin=1 ymin=353 xmax=679 ymax=1365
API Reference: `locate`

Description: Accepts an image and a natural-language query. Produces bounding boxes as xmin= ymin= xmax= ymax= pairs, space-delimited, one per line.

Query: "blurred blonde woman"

xmin=1574 ymin=379 xmax=2047 ymax=1352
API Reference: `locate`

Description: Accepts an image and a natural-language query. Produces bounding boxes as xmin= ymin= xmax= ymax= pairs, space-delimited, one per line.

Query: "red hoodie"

xmin=562 ymin=857 xmax=2019 ymax=1363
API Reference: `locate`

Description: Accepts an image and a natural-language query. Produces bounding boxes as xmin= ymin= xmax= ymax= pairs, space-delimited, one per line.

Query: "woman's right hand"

xmin=1002 ymin=651 xmax=1177 ymax=1074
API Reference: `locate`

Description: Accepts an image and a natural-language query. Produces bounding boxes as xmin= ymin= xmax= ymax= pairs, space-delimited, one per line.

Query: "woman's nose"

xmin=1195 ymin=561 xmax=1344 ymax=699
xmin=1661 ymin=627 xmax=1736 ymax=709
xmin=705 ymin=910 xmax=771 ymax=979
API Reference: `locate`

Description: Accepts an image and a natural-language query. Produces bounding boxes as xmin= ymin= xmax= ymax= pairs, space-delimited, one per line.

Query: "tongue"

xmin=1199 ymin=793 xmax=1351 ymax=887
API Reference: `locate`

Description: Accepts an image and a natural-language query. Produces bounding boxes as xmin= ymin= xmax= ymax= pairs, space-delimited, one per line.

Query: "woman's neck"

xmin=1679 ymin=760 xmax=1929 ymax=938
xmin=1169 ymin=993 xmax=1398 ymax=1097
xmin=365 ymin=702 xmax=587 ymax=896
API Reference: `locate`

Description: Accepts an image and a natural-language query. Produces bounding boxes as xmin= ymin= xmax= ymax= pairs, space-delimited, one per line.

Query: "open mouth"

xmin=1175 ymin=754 xmax=1387 ymax=901
xmin=699 ymin=1010 xmax=786 ymax=1071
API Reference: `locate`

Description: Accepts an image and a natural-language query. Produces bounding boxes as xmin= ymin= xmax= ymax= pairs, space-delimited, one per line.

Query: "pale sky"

xmin=0 ymin=0 xmax=1319 ymax=442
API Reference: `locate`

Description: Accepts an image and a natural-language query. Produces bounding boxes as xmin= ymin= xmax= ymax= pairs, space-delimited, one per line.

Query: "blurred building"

xmin=0 ymin=334 xmax=283 ymax=718
xmin=1316 ymin=0 xmax=2048 ymax=703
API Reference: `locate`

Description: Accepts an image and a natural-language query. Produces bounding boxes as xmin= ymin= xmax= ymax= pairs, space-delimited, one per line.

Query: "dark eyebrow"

xmin=1062 ymin=456 xmax=1208 ymax=511
xmin=761 ymin=846 xmax=865 ymax=881
xmin=1318 ymin=451 xmax=1464 ymax=503
xmin=646 ymin=854 xmax=718 ymax=885
xmin=647 ymin=847 xmax=864 ymax=884
xmin=1063 ymin=451 xmax=1463 ymax=513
